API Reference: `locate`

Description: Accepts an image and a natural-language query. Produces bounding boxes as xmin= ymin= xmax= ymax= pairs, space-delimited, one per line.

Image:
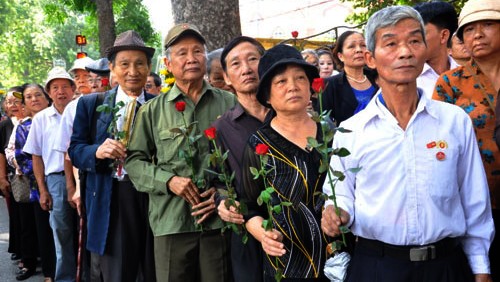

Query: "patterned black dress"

xmin=242 ymin=121 xmax=328 ymax=281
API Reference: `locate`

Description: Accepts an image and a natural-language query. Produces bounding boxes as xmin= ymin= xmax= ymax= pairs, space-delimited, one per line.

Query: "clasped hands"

xmin=168 ymin=176 xmax=216 ymax=224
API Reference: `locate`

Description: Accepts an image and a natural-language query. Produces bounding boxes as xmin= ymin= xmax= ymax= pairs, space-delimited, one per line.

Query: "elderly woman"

xmin=321 ymin=31 xmax=378 ymax=125
xmin=242 ymin=44 xmax=328 ymax=281
xmin=6 ymin=84 xmax=54 ymax=281
xmin=433 ymin=0 xmax=500 ymax=280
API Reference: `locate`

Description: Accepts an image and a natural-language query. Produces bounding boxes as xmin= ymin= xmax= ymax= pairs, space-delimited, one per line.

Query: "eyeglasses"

xmin=145 ymin=83 xmax=153 ymax=90
xmin=87 ymin=78 xmax=103 ymax=84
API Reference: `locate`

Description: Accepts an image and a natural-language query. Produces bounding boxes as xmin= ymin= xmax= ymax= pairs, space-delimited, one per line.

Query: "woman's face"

xmin=268 ymin=65 xmax=311 ymax=114
xmin=337 ymin=33 xmax=367 ymax=69
xmin=462 ymin=20 xmax=500 ymax=59
xmin=318 ymin=53 xmax=334 ymax=78
xmin=23 ymin=86 xmax=49 ymax=116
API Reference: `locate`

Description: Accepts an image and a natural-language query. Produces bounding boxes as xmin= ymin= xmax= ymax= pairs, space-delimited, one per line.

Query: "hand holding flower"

xmin=261 ymin=228 xmax=285 ymax=257
xmin=321 ymin=205 xmax=350 ymax=237
xmin=217 ymin=200 xmax=245 ymax=224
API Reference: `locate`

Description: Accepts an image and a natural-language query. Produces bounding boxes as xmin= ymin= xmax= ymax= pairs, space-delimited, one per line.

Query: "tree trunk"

xmin=170 ymin=0 xmax=241 ymax=51
xmin=95 ymin=0 xmax=116 ymax=57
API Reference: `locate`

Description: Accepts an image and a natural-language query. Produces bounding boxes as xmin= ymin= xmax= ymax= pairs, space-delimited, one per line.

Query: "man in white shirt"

xmin=23 ymin=67 xmax=77 ymax=282
xmin=321 ymin=6 xmax=494 ymax=282
xmin=414 ymin=1 xmax=459 ymax=99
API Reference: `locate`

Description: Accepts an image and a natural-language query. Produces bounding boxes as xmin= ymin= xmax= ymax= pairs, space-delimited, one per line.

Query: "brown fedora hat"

xmin=106 ymin=30 xmax=155 ymax=60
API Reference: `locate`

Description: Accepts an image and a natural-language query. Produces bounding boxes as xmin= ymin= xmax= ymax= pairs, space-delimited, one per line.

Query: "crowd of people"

xmin=0 ymin=0 xmax=498 ymax=281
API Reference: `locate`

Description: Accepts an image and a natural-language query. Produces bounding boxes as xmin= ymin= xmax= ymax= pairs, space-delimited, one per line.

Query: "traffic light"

xmin=76 ymin=52 xmax=87 ymax=59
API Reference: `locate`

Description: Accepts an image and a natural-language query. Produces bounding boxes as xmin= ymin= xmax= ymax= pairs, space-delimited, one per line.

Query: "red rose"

xmin=101 ymin=77 xmax=109 ymax=87
xmin=312 ymin=78 xmax=325 ymax=93
xmin=204 ymin=127 xmax=217 ymax=140
xmin=291 ymin=31 xmax=299 ymax=38
xmin=255 ymin=143 xmax=269 ymax=155
xmin=175 ymin=101 xmax=186 ymax=112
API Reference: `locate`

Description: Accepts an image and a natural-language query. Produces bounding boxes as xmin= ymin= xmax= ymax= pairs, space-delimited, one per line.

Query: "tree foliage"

xmin=341 ymin=0 xmax=468 ymax=25
xmin=0 ymin=0 xmax=160 ymax=89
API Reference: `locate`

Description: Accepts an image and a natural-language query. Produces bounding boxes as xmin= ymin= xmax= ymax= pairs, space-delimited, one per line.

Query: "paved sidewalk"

xmin=0 ymin=196 xmax=42 ymax=281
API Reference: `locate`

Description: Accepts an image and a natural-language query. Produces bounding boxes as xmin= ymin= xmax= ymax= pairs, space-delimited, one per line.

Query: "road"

xmin=0 ymin=196 xmax=43 ymax=281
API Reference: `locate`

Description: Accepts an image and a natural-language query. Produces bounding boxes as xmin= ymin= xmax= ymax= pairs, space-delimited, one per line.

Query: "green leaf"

xmin=257 ymin=197 xmax=263 ymax=206
xmin=339 ymin=225 xmax=350 ymax=234
xmin=265 ymin=187 xmax=275 ymax=194
xmin=307 ymin=137 xmax=319 ymax=148
xmin=336 ymin=127 xmax=352 ymax=133
xmin=332 ymin=170 xmax=345 ymax=181
xmin=249 ymin=167 xmax=259 ymax=178
xmin=273 ymin=205 xmax=282 ymax=214
xmin=96 ymin=104 xmax=110 ymax=113
xmin=333 ymin=147 xmax=351 ymax=157
xmin=281 ymin=201 xmax=292 ymax=207
xmin=116 ymin=101 xmax=125 ymax=107
xmin=348 ymin=167 xmax=362 ymax=173
xmin=319 ymin=162 xmax=328 ymax=173
xmin=259 ymin=190 xmax=271 ymax=203
xmin=242 ymin=233 xmax=248 ymax=244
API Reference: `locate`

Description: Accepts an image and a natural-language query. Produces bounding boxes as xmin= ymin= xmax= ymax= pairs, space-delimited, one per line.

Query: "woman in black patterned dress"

xmin=242 ymin=44 xmax=328 ymax=281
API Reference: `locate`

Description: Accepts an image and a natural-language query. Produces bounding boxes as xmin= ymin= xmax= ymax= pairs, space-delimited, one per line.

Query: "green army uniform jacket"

xmin=125 ymin=81 xmax=237 ymax=236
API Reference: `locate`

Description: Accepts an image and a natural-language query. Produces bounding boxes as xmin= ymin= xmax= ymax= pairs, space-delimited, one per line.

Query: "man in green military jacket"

xmin=125 ymin=24 xmax=236 ymax=282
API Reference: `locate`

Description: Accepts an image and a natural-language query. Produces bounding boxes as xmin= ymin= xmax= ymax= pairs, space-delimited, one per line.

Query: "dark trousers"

xmin=154 ymin=230 xmax=231 ymax=282
xmin=346 ymin=238 xmax=474 ymax=282
xmin=34 ymin=202 xmax=56 ymax=278
xmin=491 ymin=209 xmax=499 ymax=281
xmin=230 ymin=232 xmax=263 ymax=282
xmin=92 ymin=180 xmax=156 ymax=282
xmin=18 ymin=202 xmax=38 ymax=269
xmin=7 ymin=191 xmax=22 ymax=256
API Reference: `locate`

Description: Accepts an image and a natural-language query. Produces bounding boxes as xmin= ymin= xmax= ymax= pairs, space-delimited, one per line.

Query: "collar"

xmin=47 ymin=104 xmax=61 ymax=117
xmin=116 ymin=85 xmax=146 ymax=105
xmin=166 ymin=80 xmax=211 ymax=103
xmin=422 ymin=55 xmax=459 ymax=76
xmin=367 ymin=87 xmax=439 ymax=122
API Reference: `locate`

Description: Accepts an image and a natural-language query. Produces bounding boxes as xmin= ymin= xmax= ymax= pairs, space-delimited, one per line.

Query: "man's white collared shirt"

xmin=23 ymin=105 xmax=65 ymax=175
xmin=324 ymin=90 xmax=494 ymax=274
xmin=417 ymin=56 xmax=459 ymax=99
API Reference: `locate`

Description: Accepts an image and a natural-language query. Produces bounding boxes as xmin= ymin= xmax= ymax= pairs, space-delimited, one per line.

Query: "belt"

xmin=48 ymin=171 xmax=65 ymax=176
xmin=357 ymin=237 xmax=459 ymax=262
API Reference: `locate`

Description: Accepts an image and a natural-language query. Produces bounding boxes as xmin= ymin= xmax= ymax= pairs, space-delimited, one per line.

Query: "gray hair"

xmin=206 ymin=48 xmax=223 ymax=76
xmin=365 ymin=5 xmax=426 ymax=53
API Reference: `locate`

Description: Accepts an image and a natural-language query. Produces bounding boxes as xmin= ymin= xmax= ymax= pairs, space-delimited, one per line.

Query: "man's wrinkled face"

xmin=365 ymin=18 xmax=426 ymax=85
xmin=166 ymin=36 xmax=207 ymax=83
xmin=110 ymin=50 xmax=151 ymax=94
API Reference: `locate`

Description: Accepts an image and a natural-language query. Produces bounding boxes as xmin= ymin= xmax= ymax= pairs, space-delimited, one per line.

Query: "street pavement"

xmin=0 ymin=196 xmax=43 ymax=281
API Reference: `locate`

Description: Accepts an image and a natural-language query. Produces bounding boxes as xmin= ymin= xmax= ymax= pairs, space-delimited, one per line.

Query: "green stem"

xmin=326 ymin=167 xmax=347 ymax=247
xmin=181 ymin=113 xmax=197 ymax=182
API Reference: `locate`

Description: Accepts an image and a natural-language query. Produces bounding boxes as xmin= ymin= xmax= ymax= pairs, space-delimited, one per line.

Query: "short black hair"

xmin=414 ymin=1 xmax=458 ymax=47
xmin=148 ymin=72 xmax=162 ymax=87
xmin=220 ymin=36 xmax=265 ymax=72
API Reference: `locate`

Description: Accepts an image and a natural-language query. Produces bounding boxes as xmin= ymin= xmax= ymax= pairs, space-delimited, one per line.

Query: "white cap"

xmin=69 ymin=57 xmax=94 ymax=75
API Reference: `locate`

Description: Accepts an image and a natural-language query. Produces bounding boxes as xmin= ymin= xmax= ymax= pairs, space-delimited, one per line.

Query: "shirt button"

xmin=93 ymin=192 xmax=96 ymax=197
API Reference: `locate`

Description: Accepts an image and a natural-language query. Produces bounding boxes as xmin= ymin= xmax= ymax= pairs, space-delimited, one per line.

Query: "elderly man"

xmin=321 ymin=6 xmax=494 ymax=282
xmin=23 ymin=67 xmax=78 ymax=281
xmin=68 ymin=30 xmax=156 ymax=282
xmin=69 ymin=57 xmax=94 ymax=96
xmin=414 ymin=1 xmax=459 ymax=98
xmin=206 ymin=48 xmax=234 ymax=93
xmin=146 ymin=72 xmax=162 ymax=95
xmin=125 ymin=23 xmax=236 ymax=282
xmin=211 ymin=36 xmax=268 ymax=282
